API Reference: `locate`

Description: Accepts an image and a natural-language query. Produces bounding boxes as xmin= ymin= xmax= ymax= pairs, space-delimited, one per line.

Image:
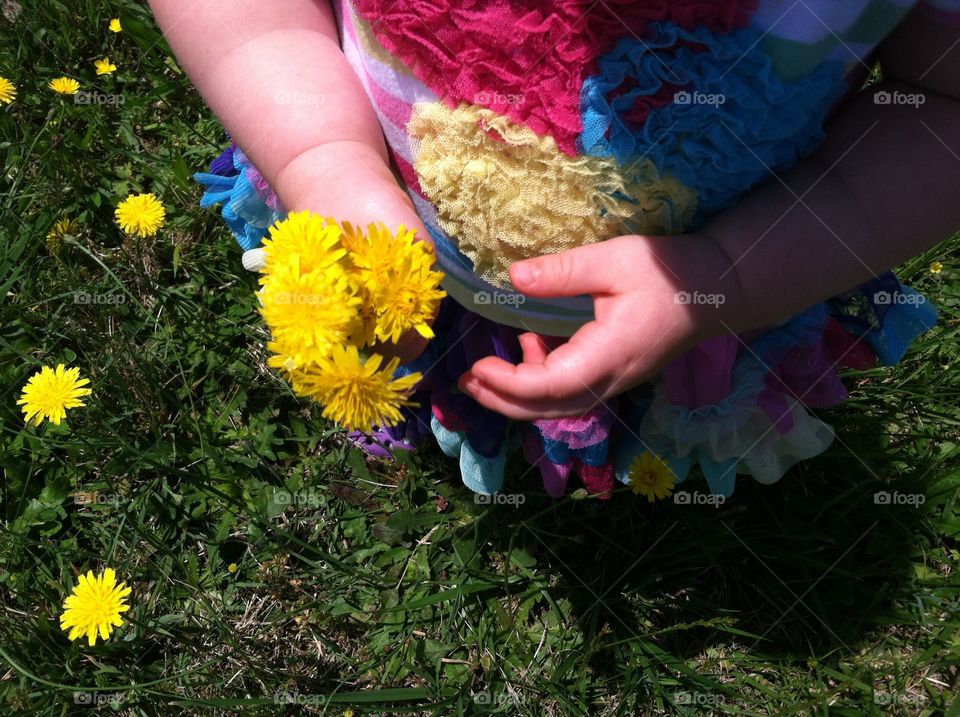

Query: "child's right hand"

xmin=272 ymin=141 xmax=436 ymax=362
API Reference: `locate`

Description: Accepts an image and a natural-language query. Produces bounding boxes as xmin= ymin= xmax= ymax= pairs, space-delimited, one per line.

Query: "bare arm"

xmin=708 ymin=11 xmax=960 ymax=334
xmin=147 ymin=0 xmax=426 ymax=239
xmin=149 ymin=0 xmax=432 ymax=358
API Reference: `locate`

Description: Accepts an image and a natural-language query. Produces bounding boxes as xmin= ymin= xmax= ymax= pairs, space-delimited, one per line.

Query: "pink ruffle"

xmin=533 ymin=402 xmax=615 ymax=450
xmin=660 ymin=318 xmax=878 ymax=439
xmin=758 ymin=318 xmax=876 ymax=432
xmin=577 ymin=460 xmax=615 ymax=499
xmin=352 ymin=0 xmax=756 ymax=154
xmin=776 ymin=342 xmax=849 ymax=408
xmin=823 ymin=318 xmax=877 ymax=370
xmin=521 ymin=425 xmax=581 ymax=498
xmin=432 ymin=395 xmax=469 ymax=433
xmin=540 ymin=458 xmax=573 ymax=497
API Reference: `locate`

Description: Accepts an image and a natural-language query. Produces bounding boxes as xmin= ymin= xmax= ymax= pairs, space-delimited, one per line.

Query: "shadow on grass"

xmin=464 ymin=404 xmax=945 ymax=666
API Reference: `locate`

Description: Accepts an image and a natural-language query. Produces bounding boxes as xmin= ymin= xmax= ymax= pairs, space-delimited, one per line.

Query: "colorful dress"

xmin=194 ymin=0 xmax=958 ymax=499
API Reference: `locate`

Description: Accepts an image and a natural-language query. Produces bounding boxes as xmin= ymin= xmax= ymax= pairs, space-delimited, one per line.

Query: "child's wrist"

xmin=273 ymin=139 xmax=389 ymax=213
xmin=672 ymin=231 xmax=752 ymax=344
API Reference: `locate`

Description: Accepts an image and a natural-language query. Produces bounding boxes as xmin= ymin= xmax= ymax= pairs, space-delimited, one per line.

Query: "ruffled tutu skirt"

xmin=194 ymin=141 xmax=939 ymax=500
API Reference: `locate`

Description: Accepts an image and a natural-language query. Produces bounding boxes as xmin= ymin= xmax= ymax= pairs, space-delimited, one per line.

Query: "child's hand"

xmin=458 ymin=234 xmax=743 ymax=420
xmin=276 ymin=142 xmax=437 ymax=362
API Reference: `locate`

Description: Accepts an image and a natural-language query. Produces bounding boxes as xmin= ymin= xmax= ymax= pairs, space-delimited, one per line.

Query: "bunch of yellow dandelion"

xmin=60 ymin=568 xmax=131 ymax=646
xmin=629 ymin=452 xmax=676 ymax=502
xmin=17 ymin=364 xmax=92 ymax=426
xmin=259 ymin=211 xmax=445 ymax=430
xmin=115 ymin=192 xmax=166 ymax=237
xmin=0 ymin=76 xmax=16 ymax=104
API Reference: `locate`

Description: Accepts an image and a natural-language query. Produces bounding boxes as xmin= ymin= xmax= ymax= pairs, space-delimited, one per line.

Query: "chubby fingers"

xmin=507 ymin=239 xmax=629 ymax=298
xmin=459 ymin=322 xmax=632 ymax=420
xmin=518 ymin=332 xmax=550 ymax=364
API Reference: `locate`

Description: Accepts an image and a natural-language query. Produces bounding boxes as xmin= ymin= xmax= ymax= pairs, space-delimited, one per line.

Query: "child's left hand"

xmin=458 ymin=233 xmax=743 ymax=420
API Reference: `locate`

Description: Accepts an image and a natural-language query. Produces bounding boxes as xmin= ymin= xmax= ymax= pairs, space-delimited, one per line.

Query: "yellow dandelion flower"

xmin=17 ymin=364 xmax=92 ymax=426
xmin=0 ymin=76 xmax=16 ymax=104
xmin=109 ymin=18 xmax=122 ymax=32
xmin=60 ymin=568 xmax=131 ymax=646
xmin=374 ymin=256 xmax=445 ymax=343
xmin=346 ymin=223 xmax=445 ymax=344
xmin=264 ymin=336 xmax=305 ymax=376
xmin=339 ymin=221 xmax=363 ymax=251
xmin=260 ymin=254 xmax=362 ymax=362
xmin=261 ymin=211 xmax=346 ymax=277
xmin=94 ymin=58 xmax=117 ymax=76
xmin=48 ymin=76 xmax=80 ymax=95
xmin=46 ymin=217 xmax=76 ymax=256
xmin=629 ymin=452 xmax=675 ymax=503
xmin=289 ymin=344 xmax=421 ymax=430
xmin=930 ymin=261 xmax=944 ymax=275
xmin=115 ymin=193 xmax=166 ymax=237
xmin=227 ymin=563 xmax=238 ymax=574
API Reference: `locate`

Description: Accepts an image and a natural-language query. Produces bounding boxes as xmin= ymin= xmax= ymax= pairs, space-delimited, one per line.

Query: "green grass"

xmin=1 ymin=2 xmax=959 ymax=715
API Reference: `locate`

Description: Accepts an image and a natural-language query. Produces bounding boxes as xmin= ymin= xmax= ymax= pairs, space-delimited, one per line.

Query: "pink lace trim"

xmin=578 ymin=461 xmax=615 ymax=499
xmin=533 ymin=402 xmax=615 ymax=449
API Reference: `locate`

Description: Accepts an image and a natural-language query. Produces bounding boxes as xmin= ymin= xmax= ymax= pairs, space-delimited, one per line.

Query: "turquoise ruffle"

xmin=194 ymin=151 xmax=283 ymax=251
xmin=579 ymin=21 xmax=847 ymax=219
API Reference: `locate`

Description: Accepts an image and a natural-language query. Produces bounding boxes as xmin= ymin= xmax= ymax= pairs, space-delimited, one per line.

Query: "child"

xmin=152 ymin=0 xmax=960 ymax=499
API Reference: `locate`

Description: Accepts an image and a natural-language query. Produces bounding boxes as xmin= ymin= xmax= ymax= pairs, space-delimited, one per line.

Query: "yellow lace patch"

xmin=409 ymin=102 xmax=697 ymax=289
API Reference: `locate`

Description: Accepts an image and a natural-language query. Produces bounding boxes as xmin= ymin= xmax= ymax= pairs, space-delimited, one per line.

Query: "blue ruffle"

xmin=430 ymin=415 xmax=506 ymax=495
xmin=579 ymin=21 xmax=846 ymax=220
xmin=541 ymin=435 xmax=610 ymax=467
xmin=612 ymin=390 xmax=737 ymax=496
xmin=865 ymin=286 xmax=938 ymax=365
xmin=194 ymin=147 xmax=284 ymax=251
xmin=747 ymin=302 xmax=831 ymax=369
xmin=827 ymin=273 xmax=938 ymax=366
xmin=698 ymin=453 xmax=739 ymax=497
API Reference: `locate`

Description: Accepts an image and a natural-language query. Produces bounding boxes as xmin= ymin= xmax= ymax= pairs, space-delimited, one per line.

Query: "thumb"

xmin=508 ymin=239 xmax=626 ymax=298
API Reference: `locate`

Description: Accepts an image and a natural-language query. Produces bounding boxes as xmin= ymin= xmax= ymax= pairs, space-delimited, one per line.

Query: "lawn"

xmin=1 ymin=2 xmax=959 ymax=715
